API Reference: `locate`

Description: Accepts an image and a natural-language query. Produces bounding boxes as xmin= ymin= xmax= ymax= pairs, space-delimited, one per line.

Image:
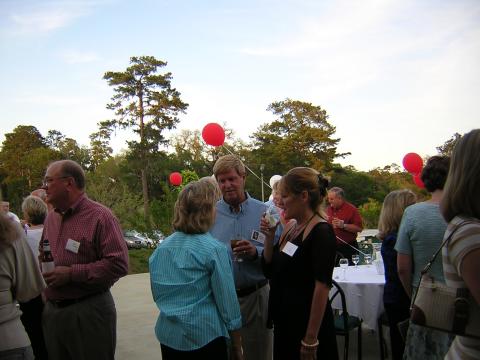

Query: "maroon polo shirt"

xmin=42 ymin=194 xmax=129 ymax=300
xmin=327 ymin=201 xmax=363 ymax=245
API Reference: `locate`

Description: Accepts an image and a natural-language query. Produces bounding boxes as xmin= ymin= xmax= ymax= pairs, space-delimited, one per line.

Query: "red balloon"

xmin=169 ymin=172 xmax=182 ymax=186
xmin=202 ymin=123 xmax=225 ymax=146
xmin=402 ymin=153 xmax=423 ymax=174
xmin=413 ymin=174 xmax=425 ymax=188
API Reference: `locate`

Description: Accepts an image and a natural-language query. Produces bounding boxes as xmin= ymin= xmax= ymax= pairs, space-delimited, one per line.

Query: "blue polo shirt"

xmin=210 ymin=194 xmax=268 ymax=289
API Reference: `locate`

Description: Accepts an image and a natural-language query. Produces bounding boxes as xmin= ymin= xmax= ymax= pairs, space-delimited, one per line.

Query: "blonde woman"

xmin=378 ymin=190 xmax=416 ymax=360
xmin=440 ymin=129 xmax=480 ymax=360
xmin=0 ymin=213 xmax=45 ymax=360
xmin=149 ymin=180 xmax=243 ymax=359
xmin=22 ymin=195 xmax=48 ymax=258
xmin=261 ymin=167 xmax=337 ymax=360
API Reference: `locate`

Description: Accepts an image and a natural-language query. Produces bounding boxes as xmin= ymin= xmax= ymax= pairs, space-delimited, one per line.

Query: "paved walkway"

xmin=112 ymin=273 xmax=386 ymax=360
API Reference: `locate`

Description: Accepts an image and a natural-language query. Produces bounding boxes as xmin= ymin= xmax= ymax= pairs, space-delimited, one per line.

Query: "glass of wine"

xmin=230 ymin=237 xmax=243 ymax=262
xmin=339 ymin=258 xmax=349 ymax=280
xmin=352 ymin=254 xmax=360 ymax=268
xmin=364 ymin=254 xmax=372 ymax=266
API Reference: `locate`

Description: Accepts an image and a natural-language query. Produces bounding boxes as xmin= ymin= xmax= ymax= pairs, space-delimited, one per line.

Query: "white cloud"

xmin=59 ymin=50 xmax=100 ymax=64
xmin=3 ymin=0 xmax=110 ymax=35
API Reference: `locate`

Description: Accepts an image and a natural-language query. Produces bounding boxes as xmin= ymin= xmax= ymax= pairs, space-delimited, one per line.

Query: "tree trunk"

xmin=141 ymin=168 xmax=150 ymax=223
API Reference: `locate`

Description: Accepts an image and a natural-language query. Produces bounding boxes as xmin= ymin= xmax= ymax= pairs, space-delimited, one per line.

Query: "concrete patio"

xmin=112 ymin=273 xmax=388 ymax=359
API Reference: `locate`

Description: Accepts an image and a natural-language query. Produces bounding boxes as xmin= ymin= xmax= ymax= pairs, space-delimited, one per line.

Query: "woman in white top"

xmin=440 ymin=129 xmax=480 ymax=360
xmin=22 ymin=195 xmax=48 ymax=259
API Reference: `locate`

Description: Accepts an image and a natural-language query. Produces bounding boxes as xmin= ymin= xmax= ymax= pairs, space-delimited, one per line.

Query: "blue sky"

xmin=1 ymin=0 xmax=479 ymax=171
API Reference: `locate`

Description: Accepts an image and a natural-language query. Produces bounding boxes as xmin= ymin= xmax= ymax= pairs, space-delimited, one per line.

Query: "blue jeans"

xmin=0 ymin=346 xmax=34 ymax=360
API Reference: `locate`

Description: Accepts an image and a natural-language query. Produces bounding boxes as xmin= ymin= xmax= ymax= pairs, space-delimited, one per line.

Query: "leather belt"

xmin=236 ymin=279 xmax=268 ymax=298
xmin=49 ymin=291 xmax=106 ymax=308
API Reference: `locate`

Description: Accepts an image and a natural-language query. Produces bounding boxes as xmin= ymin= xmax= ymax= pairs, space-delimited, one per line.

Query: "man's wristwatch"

xmin=342 ymin=222 xmax=346 ymax=229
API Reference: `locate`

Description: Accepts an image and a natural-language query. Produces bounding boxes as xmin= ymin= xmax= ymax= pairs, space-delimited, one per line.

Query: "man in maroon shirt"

xmin=40 ymin=160 xmax=129 ymax=360
xmin=327 ymin=187 xmax=363 ymax=265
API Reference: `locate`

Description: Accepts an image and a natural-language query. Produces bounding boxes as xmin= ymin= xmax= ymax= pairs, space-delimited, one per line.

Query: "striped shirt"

xmin=443 ymin=216 xmax=480 ymax=360
xmin=149 ymin=231 xmax=242 ymax=351
xmin=42 ymin=194 xmax=129 ymax=300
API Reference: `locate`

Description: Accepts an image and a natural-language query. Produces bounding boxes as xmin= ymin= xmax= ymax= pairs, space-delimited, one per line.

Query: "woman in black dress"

xmin=261 ymin=167 xmax=338 ymax=360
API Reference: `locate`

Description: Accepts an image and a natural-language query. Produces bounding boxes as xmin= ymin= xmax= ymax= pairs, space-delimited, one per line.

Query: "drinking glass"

xmin=230 ymin=237 xmax=243 ymax=262
xmin=364 ymin=254 xmax=372 ymax=265
xmin=352 ymin=254 xmax=360 ymax=268
xmin=339 ymin=258 xmax=349 ymax=280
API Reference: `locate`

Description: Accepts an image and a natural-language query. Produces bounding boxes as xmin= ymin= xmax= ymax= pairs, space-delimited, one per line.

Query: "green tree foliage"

xmin=102 ymin=56 xmax=188 ymax=220
xmin=86 ymin=157 xmax=144 ymax=230
xmin=45 ymin=130 xmax=90 ymax=168
xmin=358 ymin=198 xmax=382 ymax=229
xmin=89 ymin=123 xmax=114 ymax=170
xmin=436 ymin=133 xmax=461 ymax=156
xmin=329 ymin=165 xmax=376 ymax=207
xmin=249 ymin=99 xmax=349 ymax=178
xmin=170 ymin=130 xmax=213 ymax=177
xmin=0 ymin=126 xmax=60 ymax=209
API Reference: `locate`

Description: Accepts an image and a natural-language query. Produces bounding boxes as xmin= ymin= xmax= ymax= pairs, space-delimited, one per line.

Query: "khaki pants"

xmin=238 ymin=284 xmax=273 ymax=360
xmin=42 ymin=291 xmax=116 ymax=360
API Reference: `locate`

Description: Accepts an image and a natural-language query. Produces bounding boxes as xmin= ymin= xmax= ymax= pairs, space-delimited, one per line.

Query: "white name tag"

xmin=281 ymin=242 xmax=298 ymax=257
xmin=251 ymin=230 xmax=266 ymax=244
xmin=65 ymin=238 xmax=80 ymax=254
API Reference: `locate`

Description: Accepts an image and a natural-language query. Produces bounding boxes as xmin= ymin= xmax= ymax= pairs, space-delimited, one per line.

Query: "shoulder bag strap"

xmin=411 ymin=220 xmax=471 ymax=308
xmin=419 ymin=220 xmax=471 ymax=276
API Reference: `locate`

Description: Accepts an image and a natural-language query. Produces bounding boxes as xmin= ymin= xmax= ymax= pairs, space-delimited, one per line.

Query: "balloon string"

xmin=222 ymin=146 xmax=272 ymax=190
xmin=336 ymin=236 xmax=369 ymax=256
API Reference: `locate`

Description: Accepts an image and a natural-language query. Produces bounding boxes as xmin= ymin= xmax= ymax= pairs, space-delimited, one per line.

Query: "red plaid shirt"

xmin=42 ymin=194 xmax=129 ymax=300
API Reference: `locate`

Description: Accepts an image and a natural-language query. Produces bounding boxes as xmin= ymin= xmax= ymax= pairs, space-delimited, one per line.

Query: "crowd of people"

xmin=0 ymin=129 xmax=479 ymax=360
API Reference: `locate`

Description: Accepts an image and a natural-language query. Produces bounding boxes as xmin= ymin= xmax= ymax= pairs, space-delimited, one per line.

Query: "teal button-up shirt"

xmin=149 ymin=231 xmax=242 ymax=351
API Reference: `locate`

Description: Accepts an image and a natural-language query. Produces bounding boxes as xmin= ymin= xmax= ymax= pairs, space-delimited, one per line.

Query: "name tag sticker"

xmin=282 ymin=242 xmax=298 ymax=257
xmin=65 ymin=238 xmax=80 ymax=254
xmin=251 ymin=230 xmax=266 ymax=244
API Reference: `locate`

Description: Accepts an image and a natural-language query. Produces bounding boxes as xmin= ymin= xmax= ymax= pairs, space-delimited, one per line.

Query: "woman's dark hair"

xmin=421 ymin=155 xmax=450 ymax=192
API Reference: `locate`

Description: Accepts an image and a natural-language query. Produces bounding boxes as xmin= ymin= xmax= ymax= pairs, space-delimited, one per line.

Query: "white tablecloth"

xmin=330 ymin=265 xmax=385 ymax=330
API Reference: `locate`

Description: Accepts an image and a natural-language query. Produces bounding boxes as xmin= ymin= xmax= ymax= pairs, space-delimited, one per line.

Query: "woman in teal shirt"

xmin=149 ymin=179 xmax=243 ymax=359
xmin=396 ymin=156 xmax=453 ymax=359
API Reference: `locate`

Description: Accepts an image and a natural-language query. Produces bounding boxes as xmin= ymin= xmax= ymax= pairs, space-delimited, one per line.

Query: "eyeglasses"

xmin=42 ymin=176 xmax=71 ymax=188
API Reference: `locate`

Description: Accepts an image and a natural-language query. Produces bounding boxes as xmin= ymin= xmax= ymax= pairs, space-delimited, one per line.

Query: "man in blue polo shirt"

xmin=210 ymin=154 xmax=273 ymax=360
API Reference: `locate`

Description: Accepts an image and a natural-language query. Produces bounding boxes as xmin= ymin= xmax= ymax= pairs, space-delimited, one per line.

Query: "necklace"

xmin=280 ymin=213 xmax=317 ymax=248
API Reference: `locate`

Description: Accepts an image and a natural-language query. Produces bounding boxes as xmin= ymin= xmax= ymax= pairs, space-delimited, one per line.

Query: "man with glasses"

xmin=40 ymin=160 xmax=128 ymax=360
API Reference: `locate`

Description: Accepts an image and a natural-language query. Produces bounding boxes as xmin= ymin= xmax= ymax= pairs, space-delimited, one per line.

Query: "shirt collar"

xmin=54 ymin=193 xmax=87 ymax=217
xmin=219 ymin=192 xmax=252 ymax=214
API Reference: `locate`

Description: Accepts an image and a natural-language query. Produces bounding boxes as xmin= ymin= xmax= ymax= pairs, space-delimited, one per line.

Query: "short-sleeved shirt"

xmin=442 ymin=216 xmax=480 ymax=360
xmin=149 ymin=231 xmax=242 ymax=351
xmin=327 ymin=201 xmax=363 ymax=245
xmin=263 ymin=221 xmax=336 ymax=326
xmin=395 ymin=202 xmax=447 ymax=288
xmin=210 ymin=194 xmax=267 ymax=289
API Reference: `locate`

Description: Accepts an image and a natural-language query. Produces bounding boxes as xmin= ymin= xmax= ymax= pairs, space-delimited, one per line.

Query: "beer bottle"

xmin=41 ymin=239 xmax=55 ymax=273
